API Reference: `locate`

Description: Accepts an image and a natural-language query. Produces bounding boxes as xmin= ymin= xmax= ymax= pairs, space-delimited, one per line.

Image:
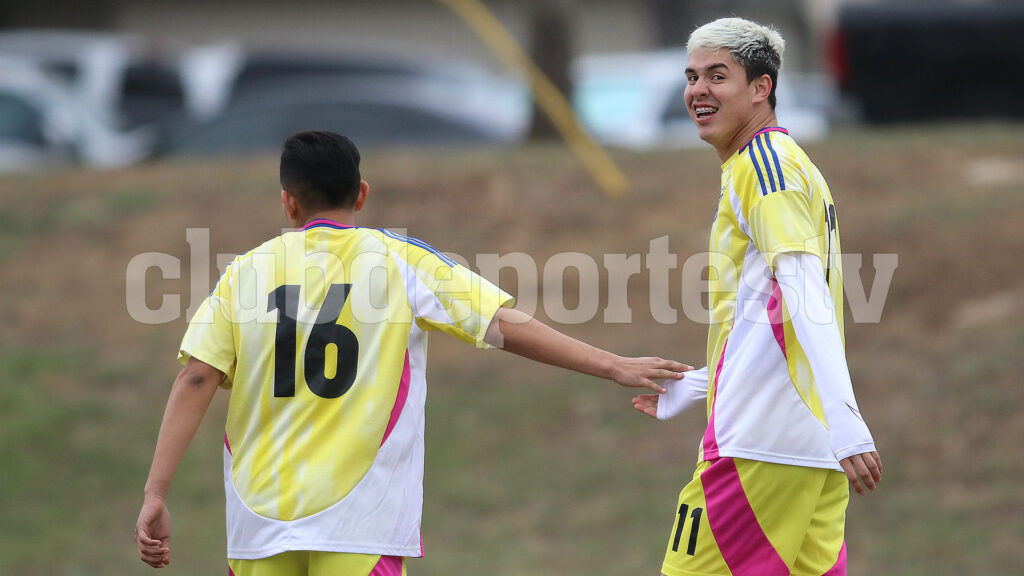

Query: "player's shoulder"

xmin=733 ymin=128 xmax=810 ymax=197
xmin=369 ymin=228 xmax=459 ymax=269
xmin=221 ymin=234 xmax=284 ymax=274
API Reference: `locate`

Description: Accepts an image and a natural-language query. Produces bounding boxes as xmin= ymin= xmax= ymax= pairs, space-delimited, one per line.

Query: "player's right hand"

xmin=136 ymin=495 xmax=171 ymax=568
xmin=632 ymin=394 xmax=660 ymax=419
xmin=839 ymin=450 xmax=883 ymax=495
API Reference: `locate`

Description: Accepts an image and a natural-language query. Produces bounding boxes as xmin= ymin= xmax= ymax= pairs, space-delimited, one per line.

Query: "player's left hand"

xmin=136 ymin=495 xmax=171 ymax=568
xmin=608 ymin=357 xmax=692 ymax=393
xmin=839 ymin=450 xmax=882 ymax=495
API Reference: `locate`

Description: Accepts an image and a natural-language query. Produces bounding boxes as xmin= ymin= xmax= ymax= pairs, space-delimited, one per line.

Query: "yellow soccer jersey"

xmin=701 ymin=127 xmax=847 ymax=470
xmin=179 ymin=219 xmax=513 ymax=559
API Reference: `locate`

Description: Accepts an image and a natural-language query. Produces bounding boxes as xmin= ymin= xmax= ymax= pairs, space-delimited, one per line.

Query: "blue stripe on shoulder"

xmin=379 ymin=228 xmax=458 ymax=267
xmin=747 ymin=144 xmax=769 ymax=196
xmin=764 ymin=134 xmax=786 ymax=190
xmin=755 ymin=135 xmax=777 ymax=193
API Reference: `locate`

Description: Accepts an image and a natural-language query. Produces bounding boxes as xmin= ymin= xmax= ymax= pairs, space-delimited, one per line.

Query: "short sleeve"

xmin=390 ymin=238 xmax=514 ymax=348
xmin=178 ymin=264 xmax=237 ymax=384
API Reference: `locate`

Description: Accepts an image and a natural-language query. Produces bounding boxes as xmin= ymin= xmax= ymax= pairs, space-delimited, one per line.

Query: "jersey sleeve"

xmin=733 ymin=144 xmax=823 ymax=267
xmin=775 ymin=252 xmax=875 ymax=460
xmin=389 ymin=238 xmax=514 ymax=349
xmin=177 ymin=260 xmax=237 ymax=385
xmin=656 ymin=366 xmax=708 ymax=421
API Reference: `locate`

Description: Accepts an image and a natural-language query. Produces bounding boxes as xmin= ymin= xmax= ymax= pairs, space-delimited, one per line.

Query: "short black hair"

xmin=280 ymin=130 xmax=362 ymax=210
xmin=739 ymin=39 xmax=782 ymax=109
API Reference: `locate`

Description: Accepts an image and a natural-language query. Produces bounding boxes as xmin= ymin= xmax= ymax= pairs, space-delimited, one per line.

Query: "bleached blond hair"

xmin=687 ymin=17 xmax=786 ymax=108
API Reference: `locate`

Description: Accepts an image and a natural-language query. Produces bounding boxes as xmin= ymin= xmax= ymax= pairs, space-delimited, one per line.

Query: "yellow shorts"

xmin=662 ymin=457 xmax=848 ymax=576
xmin=228 ymin=551 xmax=407 ymax=576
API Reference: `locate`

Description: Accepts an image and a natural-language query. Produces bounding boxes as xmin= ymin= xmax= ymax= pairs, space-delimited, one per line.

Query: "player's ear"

xmin=752 ymin=74 xmax=772 ymax=104
xmin=353 ymin=181 xmax=370 ymax=212
xmin=281 ymin=189 xmax=300 ymax=223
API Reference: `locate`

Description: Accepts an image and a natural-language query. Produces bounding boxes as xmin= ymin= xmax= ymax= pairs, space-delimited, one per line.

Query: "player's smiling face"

xmin=684 ymin=47 xmax=762 ymax=158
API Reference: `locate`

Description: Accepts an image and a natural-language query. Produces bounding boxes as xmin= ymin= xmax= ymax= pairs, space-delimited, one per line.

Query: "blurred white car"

xmin=0 ymin=61 xmax=154 ymax=172
xmin=0 ymin=29 xmax=189 ymax=130
xmin=573 ymin=49 xmax=832 ymax=149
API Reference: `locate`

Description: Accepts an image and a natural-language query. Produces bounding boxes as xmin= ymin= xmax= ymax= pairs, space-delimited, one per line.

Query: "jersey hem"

xmin=177 ymin=348 xmax=234 ymax=385
xmin=475 ymin=295 xmax=516 ymax=349
xmin=227 ymin=542 xmax=423 ymax=560
xmin=704 ymin=448 xmax=842 ymax=472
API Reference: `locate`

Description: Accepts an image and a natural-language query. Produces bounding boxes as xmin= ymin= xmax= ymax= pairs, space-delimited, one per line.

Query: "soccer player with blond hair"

xmin=632 ymin=17 xmax=882 ymax=576
xmin=135 ymin=130 xmax=689 ymax=575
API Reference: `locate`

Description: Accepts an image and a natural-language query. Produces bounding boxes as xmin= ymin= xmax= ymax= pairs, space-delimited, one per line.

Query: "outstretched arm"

xmin=775 ymin=251 xmax=882 ymax=495
xmin=135 ymin=357 xmax=223 ymax=568
xmin=484 ymin=307 xmax=691 ymax=392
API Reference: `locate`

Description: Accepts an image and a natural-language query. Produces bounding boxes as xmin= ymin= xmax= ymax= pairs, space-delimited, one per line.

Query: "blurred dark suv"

xmin=829 ymin=3 xmax=1024 ymax=123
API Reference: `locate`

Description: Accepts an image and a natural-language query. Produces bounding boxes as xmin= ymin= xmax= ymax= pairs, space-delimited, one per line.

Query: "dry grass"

xmin=1 ymin=123 xmax=1022 ymax=575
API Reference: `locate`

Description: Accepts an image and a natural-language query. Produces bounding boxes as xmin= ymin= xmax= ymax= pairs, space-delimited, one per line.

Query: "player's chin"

xmin=695 ymin=124 xmax=718 ymax=145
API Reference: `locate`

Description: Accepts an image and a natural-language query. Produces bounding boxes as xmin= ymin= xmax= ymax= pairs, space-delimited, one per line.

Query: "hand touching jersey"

xmin=633 ymin=367 xmax=708 ymax=419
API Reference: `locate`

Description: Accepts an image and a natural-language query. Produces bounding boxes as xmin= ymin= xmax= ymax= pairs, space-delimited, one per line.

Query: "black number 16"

xmin=268 ymin=283 xmax=359 ymax=399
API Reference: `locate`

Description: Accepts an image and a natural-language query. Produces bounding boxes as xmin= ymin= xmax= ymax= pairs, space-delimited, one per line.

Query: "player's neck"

xmin=299 ymin=209 xmax=357 ymax=228
xmin=718 ymin=109 xmax=778 ymax=162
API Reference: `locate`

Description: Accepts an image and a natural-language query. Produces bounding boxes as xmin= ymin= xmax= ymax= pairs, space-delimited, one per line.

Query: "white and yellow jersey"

xmin=179 ymin=219 xmax=513 ymax=559
xmin=701 ymin=127 xmax=854 ymax=470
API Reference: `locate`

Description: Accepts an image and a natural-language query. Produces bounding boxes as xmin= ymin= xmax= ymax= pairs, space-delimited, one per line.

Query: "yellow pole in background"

xmin=437 ymin=0 xmax=628 ymax=198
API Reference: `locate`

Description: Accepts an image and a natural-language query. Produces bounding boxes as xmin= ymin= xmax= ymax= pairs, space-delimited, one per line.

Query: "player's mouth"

xmin=693 ymin=105 xmax=719 ymax=121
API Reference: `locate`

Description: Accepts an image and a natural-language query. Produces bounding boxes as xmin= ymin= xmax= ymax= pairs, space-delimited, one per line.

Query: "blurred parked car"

xmin=0 ymin=61 xmax=153 ymax=172
xmin=0 ymin=30 xmax=189 ymax=131
xmin=154 ymin=73 xmax=529 ymax=156
xmin=573 ymin=49 xmax=830 ymax=149
xmin=829 ymin=3 xmax=1024 ymax=123
xmin=178 ymin=43 xmax=434 ymax=121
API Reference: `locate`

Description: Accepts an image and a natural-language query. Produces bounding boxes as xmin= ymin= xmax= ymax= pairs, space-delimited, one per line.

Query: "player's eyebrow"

xmin=685 ymin=62 xmax=731 ymax=75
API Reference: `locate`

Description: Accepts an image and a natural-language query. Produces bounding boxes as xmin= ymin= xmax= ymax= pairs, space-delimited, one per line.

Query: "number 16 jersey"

xmin=179 ymin=219 xmax=513 ymax=559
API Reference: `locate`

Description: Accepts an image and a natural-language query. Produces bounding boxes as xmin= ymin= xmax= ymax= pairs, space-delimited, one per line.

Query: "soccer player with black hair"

xmin=135 ymin=130 xmax=689 ymax=575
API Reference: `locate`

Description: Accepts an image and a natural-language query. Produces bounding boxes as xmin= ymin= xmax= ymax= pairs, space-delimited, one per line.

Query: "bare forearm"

xmin=484 ymin=307 xmax=689 ymax=392
xmin=144 ymin=359 xmax=222 ymax=500
xmin=487 ymin=308 xmax=616 ymax=377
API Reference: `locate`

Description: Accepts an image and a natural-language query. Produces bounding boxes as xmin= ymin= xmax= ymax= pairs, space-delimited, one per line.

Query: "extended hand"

xmin=608 ymin=357 xmax=691 ymax=393
xmin=632 ymin=394 xmax=660 ymax=418
xmin=839 ymin=451 xmax=882 ymax=495
xmin=135 ymin=495 xmax=171 ymax=568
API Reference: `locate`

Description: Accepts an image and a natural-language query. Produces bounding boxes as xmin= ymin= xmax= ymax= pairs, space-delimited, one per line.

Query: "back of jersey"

xmin=179 ymin=219 xmax=512 ymax=557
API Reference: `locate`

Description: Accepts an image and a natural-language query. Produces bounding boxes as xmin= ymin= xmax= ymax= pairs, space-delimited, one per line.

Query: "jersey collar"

xmin=301 ymin=218 xmax=355 ymax=231
xmin=740 ymin=126 xmax=789 ymax=153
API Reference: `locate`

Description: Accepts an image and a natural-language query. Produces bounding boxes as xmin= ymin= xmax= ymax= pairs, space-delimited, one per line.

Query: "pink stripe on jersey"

xmin=767 ymin=279 xmax=787 ymax=358
xmin=224 ymin=432 xmax=232 ymax=455
xmin=822 ymin=541 xmax=847 ymax=575
xmin=369 ymin=555 xmax=404 ymax=576
xmin=228 ymin=566 xmax=235 ymax=576
xmin=380 ymin=351 xmax=412 ymax=447
xmin=701 ymin=339 xmax=729 ymax=459
xmin=701 ymin=458 xmax=789 ymax=576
